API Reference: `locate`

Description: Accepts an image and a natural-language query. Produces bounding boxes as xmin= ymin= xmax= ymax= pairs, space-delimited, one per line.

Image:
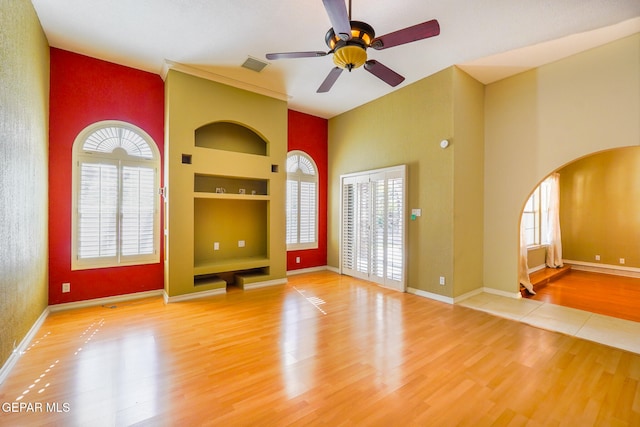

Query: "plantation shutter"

xmin=121 ymin=165 xmax=156 ymax=256
xmin=73 ymin=122 xmax=159 ymax=270
xmin=285 ymin=151 xmax=318 ymax=249
xmin=386 ymin=176 xmax=404 ymax=282
xmin=371 ymin=175 xmax=386 ymax=279
xmin=340 ymin=165 xmax=406 ymax=291
xmin=299 ymin=181 xmax=316 ymax=244
xmin=78 ymin=162 xmax=118 ymax=259
xmin=356 ymin=178 xmax=371 ymax=275
xmin=341 ymin=182 xmax=355 ymax=276
xmin=286 ymin=179 xmax=299 ymax=245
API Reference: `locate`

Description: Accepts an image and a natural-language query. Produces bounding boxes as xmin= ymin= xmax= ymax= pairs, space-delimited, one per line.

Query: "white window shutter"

xmin=286 ymin=179 xmax=299 ymax=245
xmin=121 ymin=166 xmax=156 ymax=256
xmin=73 ymin=122 xmax=160 ymax=270
xmin=340 ymin=165 xmax=406 ymax=290
xmin=285 ymin=151 xmax=318 ymax=249
xmin=78 ymin=162 xmax=118 ymax=259
xmin=299 ymin=181 xmax=316 ymax=244
xmin=341 ymin=181 xmax=355 ymax=273
xmin=386 ymin=177 xmax=404 ymax=281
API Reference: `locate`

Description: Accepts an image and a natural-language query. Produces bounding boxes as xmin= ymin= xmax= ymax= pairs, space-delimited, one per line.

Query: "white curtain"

xmin=544 ymin=173 xmax=564 ymax=268
xmin=518 ymin=221 xmax=535 ymax=294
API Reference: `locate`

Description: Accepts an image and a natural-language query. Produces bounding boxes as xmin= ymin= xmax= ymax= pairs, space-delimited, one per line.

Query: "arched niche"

xmin=195 ymin=121 xmax=267 ymax=156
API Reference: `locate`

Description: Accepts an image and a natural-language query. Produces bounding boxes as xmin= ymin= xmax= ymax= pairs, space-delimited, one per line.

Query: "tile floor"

xmin=458 ymin=292 xmax=640 ymax=354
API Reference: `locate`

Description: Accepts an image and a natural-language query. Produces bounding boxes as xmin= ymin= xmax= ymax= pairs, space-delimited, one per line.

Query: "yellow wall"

xmin=0 ymin=0 xmax=50 ymax=367
xmin=453 ymin=68 xmax=485 ymax=297
xmin=559 ymin=147 xmax=640 ymax=268
xmin=484 ymin=34 xmax=640 ymax=294
xmin=328 ymin=67 xmax=484 ymax=298
xmin=164 ymin=70 xmax=287 ymax=297
xmin=193 ymin=199 xmax=268 ymax=265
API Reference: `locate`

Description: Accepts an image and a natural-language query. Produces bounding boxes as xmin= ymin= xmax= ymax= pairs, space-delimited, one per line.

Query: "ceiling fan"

xmin=265 ymin=0 xmax=440 ymax=93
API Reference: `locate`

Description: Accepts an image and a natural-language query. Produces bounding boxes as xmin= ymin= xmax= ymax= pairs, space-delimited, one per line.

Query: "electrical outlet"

xmin=214 ymin=242 xmax=220 ymax=251
xmin=595 ymin=254 xmax=600 ymax=261
xmin=439 ymin=276 xmax=445 ymax=286
xmin=296 ymin=257 xmax=301 ymax=264
xmin=238 ymin=240 xmax=245 ymax=248
xmin=62 ymin=282 xmax=70 ymax=293
xmin=620 ymin=258 xmax=625 ymax=265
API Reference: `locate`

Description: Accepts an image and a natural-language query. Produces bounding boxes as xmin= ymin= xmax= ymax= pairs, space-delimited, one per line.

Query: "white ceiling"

xmin=31 ymin=0 xmax=640 ymax=119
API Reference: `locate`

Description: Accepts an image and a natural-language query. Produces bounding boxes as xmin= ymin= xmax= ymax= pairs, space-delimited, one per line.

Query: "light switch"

xmin=238 ymin=240 xmax=245 ymax=248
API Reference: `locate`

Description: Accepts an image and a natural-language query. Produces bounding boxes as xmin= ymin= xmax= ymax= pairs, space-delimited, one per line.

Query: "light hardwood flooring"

xmin=527 ymin=270 xmax=640 ymax=323
xmin=1 ymin=271 xmax=639 ymax=426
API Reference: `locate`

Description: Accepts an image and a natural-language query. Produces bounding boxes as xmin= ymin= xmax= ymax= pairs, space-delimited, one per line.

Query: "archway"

xmin=518 ymin=147 xmax=640 ymax=320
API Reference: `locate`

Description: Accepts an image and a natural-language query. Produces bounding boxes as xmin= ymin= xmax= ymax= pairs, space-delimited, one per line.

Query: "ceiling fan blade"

xmin=322 ymin=0 xmax=352 ymax=41
xmin=370 ymin=19 xmax=440 ymax=50
xmin=317 ymin=67 xmax=344 ymax=93
xmin=364 ymin=60 xmax=405 ymax=87
xmin=266 ymin=51 xmax=328 ymax=60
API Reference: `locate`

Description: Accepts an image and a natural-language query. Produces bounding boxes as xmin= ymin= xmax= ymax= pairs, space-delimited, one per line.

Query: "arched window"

xmin=286 ymin=151 xmax=318 ymax=250
xmin=72 ymin=121 xmax=160 ymax=270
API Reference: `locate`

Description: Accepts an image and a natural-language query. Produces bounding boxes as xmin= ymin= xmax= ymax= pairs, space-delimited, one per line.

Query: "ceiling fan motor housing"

xmin=325 ymin=21 xmax=375 ymax=70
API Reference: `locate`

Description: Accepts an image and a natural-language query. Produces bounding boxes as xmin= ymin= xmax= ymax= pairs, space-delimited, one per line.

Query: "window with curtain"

xmin=286 ymin=151 xmax=318 ymax=250
xmin=72 ymin=121 xmax=160 ymax=270
xmin=522 ymin=178 xmax=552 ymax=247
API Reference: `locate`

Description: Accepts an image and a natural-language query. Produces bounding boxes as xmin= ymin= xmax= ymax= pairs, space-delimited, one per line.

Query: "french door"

xmin=340 ymin=165 xmax=406 ymax=291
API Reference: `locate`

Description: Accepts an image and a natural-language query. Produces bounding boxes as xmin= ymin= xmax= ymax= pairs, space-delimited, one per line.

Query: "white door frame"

xmin=339 ymin=164 xmax=407 ymax=291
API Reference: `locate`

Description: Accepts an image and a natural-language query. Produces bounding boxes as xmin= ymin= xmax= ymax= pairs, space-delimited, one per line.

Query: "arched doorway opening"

xmin=518 ymin=147 xmax=640 ymax=321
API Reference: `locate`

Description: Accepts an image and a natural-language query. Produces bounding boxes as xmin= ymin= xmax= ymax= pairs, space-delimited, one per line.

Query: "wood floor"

xmin=527 ymin=269 xmax=640 ymax=322
xmin=1 ymin=271 xmax=639 ymax=426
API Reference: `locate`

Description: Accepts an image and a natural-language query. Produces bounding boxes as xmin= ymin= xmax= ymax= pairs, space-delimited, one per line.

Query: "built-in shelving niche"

xmin=194 ymin=174 xmax=268 ymax=197
xmin=193 ymin=197 xmax=269 ymax=286
xmin=195 ymin=121 xmax=267 ymax=156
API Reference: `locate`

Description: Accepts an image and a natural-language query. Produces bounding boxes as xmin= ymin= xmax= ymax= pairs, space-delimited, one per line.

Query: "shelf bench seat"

xmin=194 ymin=257 xmax=270 ymax=276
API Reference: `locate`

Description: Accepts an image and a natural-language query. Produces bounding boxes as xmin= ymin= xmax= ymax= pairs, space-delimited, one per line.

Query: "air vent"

xmin=241 ymin=56 xmax=268 ymax=73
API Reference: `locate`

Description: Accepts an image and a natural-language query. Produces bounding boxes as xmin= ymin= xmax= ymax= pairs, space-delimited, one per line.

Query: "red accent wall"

xmin=48 ymin=48 xmax=164 ymax=305
xmin=287 ymin=110 xmax=328 ymax=271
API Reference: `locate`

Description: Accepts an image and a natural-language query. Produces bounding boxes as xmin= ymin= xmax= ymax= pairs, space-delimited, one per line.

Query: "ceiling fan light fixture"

xmin=333 ymin=45 xmax=367 ymax=70
xmin=325 ymin=21 xmax=375 ymax=50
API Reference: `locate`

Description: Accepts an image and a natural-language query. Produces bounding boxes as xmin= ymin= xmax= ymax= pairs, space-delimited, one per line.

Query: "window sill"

xmin=287 ymin=244 xmax=319 ymax=251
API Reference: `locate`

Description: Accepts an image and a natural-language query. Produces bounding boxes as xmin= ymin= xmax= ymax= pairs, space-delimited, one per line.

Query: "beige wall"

xmin=0 ymin=0 xmax=50 ymax=367
xmin=328 ymin=67 xmax=484 ymax=299
xmin=484 ymin=34 xmax=640 ymax=294
xmin=453 ymin=68 xmax=485 ymax=297
xmin=527 ymin=246 xmax=547 ymax=270
xmin=559 ymin=147 xmax=640 ymax=268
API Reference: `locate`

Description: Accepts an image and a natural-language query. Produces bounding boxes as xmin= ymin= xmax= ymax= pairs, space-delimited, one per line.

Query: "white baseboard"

xmin=453 ymin=288 xmax=484 ymax=304
xmin=164 ymin=288 xmax=226 ymax=303
xmin=326 ymin=265 xmax=340 ymax=274
xmin=483 ymin=287 xmax=523 ymax=299
xmin=0 ymin=307 xmax=49 ymax=385
xmin=564 ymin=260 xmax=640 ymax=278
xmin=407 ymin=287 xmax=454 ymax=305
xmin=49 ymin=289 xmax=164 ymax=312
xmin=287 ymin=266 xmax=329 ymax=276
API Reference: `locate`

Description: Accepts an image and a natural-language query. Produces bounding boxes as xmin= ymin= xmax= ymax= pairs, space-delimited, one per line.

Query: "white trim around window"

xmin=286 ymin=150 xmax=319 ymax=250
xmin=71 ymin=121 xmax=161 ymax=270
